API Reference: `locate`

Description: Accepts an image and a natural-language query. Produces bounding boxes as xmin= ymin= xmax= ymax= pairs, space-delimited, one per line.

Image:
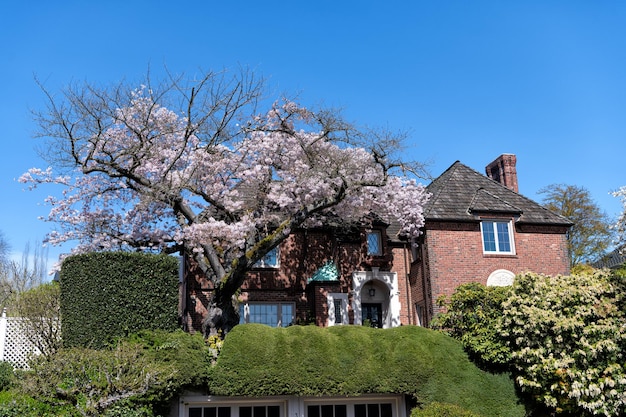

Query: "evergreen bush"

xmin=411 ymin=402 xmax=483 ymax=417
xmin=0 ymin=363 xmax=13 ymax=392
xmin=60 ymin=252 xmax=179 ymax=348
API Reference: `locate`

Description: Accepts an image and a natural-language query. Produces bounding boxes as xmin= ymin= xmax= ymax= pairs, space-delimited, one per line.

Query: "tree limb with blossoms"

xmin=21 ymin=69 xmax=430 ymax=336
xmin=614 ymin=186 xmax=626 ymax=251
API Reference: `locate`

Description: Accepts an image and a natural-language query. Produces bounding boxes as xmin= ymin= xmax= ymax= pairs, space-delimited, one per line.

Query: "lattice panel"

xmin=3 ymin=318 xmax=40 ymax=369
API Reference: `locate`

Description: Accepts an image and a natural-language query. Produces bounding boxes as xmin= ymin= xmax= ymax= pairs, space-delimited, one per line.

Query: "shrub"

xmin=209 ymin=324 xmax=525 ymax=416
xmin=431 ymin=283 xmax=511 ymax=370
xmin=60 ymin=252 xmax=179 ymax=348
xmin=0 ymin=391 xmax=76 ymax=417
xmin=12 ymin=282 xmax=61 ymax=359
xmin=411 ymin=402 xmax=483 ymax=417
xmin=0 ymin=363 xmax=13 ymax=391
xmin=18 ymin=330 xmax=210 ymax=416
xmin=499 ymin=270 xmax=626 ymax=416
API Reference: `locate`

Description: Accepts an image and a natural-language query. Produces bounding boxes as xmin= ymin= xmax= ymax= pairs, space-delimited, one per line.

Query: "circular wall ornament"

xmin=486 ymin=269 xmax=515 ymax=287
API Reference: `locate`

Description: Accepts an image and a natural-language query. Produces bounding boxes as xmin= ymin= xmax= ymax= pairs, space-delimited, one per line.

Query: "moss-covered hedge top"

xmin=209 ymin=324 xmax=525 ymax=416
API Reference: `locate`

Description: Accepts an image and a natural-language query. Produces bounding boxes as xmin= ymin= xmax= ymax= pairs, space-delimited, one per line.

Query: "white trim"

xmin=351 ymin=268 xmax=401 ymax=328
xmin=327 ymin=293 xmax=349 ymax=326
xmin=480 ymin=220 xmax=516 ymax=255
xmin=179 ymin=394 xmax=407 ymax=417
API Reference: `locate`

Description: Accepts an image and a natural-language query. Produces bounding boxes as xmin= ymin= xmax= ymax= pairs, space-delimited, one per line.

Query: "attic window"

xmin=481 ymin=220 xmax=515 ymax=255
xmin=366 ymin=231 xmax=383 ymax=256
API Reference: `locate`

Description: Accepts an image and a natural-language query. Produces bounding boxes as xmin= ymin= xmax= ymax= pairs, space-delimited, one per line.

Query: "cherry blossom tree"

xmin=21 ymin=69 xmax=430 ymax=335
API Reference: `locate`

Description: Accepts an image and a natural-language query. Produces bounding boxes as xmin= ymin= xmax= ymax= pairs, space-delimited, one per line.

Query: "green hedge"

xmin=411 ymin=402 xmax=483 ymax=417
xmin=209 ymin=325 xmax=525 ymax=417
xmin=60 ymin=252 xmax=180 ymax=348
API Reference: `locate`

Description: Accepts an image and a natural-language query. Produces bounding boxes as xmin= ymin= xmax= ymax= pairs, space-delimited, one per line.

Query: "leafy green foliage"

xmin=0 ymin=363 xmax=13 ymax=392
xmin=60 ymin=252 xmax=179 ymax=348
xmin=210 ymin=324 xmax=525 ymax=417
xmin=13 ymin=282 xmax=61 ymax=359
xmin=15 ymin=330 xmax=210 ymax=416
xmin=411 ymin=402 xmax=483 ymax=417
xmin=431 ymin=283 xmax=512 ymax=370
xmin=539 ymin=183 xmax=614 ymax=266
xmin=499 ymin=270 xmax=626 ymax=416
xmin=0 ymin=391 xmax=77 ymax=417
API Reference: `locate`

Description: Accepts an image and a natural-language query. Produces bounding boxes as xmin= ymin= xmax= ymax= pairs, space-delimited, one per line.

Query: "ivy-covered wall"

xmin=60 ymin=252 xmax=180 ymax=348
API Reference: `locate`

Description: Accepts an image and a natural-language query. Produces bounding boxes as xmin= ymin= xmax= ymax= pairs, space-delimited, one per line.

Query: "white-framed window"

xmin=366 ymin=231 xmax=383 ymax=256
xmin=185 ymin=400 xmax=284 ymax=417
xmin=239 ymin=302 xmax=294 ymax=327
xmin=327 ymin=293 xmax=349 ymax=326
xmin=305 ymin=400 xmax=396 ymax=417
xmin=254 ymin=247 xmax=279 ymax=268
xmin=480 ymin=220 xmax=515 ymax=255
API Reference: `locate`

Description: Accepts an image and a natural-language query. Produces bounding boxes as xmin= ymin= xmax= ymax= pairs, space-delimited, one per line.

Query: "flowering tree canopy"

xmin=614 ymin=186 xmax=626 ymax=250
xmin=21 ymin=70 xmax=430 ymax=334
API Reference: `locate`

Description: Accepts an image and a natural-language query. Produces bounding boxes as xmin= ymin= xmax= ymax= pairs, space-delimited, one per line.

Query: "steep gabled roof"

xmin=424 ymin=161 xmax=572 ymax=226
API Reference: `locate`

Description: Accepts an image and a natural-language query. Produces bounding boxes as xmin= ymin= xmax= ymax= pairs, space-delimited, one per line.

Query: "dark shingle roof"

xmin=424 ymin=161 xmax=572 ymax=226
xmin=592 ymin=247 xmax=625 ymax=269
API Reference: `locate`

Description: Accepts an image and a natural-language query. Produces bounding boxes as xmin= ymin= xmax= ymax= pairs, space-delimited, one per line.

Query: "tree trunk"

xmin=202 ymin=285 xmax=240 ymax=338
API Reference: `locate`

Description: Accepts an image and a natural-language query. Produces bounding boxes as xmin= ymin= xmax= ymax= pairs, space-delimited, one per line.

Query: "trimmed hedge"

xmin=209 ymin=324 xmax=525 ymax=417
xmin=60 ymin=252 xmax=179 ymax=348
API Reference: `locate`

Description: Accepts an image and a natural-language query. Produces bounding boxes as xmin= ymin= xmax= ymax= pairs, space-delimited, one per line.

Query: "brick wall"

xmin=417 ymin=220 xmax=569 ymax=322
xmin=182 ymin=227 xmax=404 ymax=332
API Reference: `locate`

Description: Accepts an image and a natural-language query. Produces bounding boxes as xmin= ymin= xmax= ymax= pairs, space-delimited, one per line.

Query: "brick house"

xmin=411 ymin=154 xmax=572 ymax=326
xmin=181 ymin=154 xmax=572 ymax=331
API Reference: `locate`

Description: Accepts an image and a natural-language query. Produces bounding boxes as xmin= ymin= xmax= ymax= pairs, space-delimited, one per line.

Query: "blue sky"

xmin=1 ymin=1 xmax=625 ymax=267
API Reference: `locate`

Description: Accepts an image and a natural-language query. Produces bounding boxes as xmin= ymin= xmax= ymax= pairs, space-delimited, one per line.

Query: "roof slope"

xmin=424 ymin=161 xmax=572 ymax=226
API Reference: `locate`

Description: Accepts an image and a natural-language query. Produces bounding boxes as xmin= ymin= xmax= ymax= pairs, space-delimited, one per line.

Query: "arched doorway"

xmin=360 ymin=279 xmax=388 ymax=328
xmin=352 ymin=268 xmax=401 ymax=328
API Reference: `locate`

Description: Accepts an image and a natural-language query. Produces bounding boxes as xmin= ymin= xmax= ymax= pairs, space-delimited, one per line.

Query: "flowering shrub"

xmin=206 ymin=332 xmax=224 ymax=363
xmin=499 ymin=270 xmax=626 ymax=416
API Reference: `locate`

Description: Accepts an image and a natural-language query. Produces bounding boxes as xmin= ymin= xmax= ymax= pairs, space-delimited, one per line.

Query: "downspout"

xmin=403 ymin=243 xmax=412 ymax=325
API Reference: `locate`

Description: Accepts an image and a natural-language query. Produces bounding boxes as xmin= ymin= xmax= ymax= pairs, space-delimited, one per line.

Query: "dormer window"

xmin=481 ymin=220 xmax=515 ymax=255
xmin=366 ymin=231 xmax=383 ymax=256
xmin=254 ymin=246 xmax=279 ymax=268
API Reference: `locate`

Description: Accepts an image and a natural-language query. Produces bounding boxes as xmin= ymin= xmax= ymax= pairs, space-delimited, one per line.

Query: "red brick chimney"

xmin=485 ymin=154 xmax=518 ymax=193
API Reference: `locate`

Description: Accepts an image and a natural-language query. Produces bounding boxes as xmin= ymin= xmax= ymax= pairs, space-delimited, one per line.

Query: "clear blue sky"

xmin=1 ymin=1 xmax=625 ymax=267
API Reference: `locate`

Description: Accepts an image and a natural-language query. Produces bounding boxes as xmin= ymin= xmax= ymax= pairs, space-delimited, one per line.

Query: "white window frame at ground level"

xmin=327 ymin=293 xmax=349 ymax=326
xmin=180 ymin=394 xmax=407 ymax=417
xmin=182 ymin=396 xmax=287 ymax=417
xmin=480 ymin=220 xmax=515 ymax=255
xmin=239 ymin=302 xmax=295 ymax=327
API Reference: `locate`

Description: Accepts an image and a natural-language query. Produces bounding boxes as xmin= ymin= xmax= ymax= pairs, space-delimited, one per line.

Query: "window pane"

xmin=254 ymin=406 xmax=266 ymax=417
xmin=240 ymin=407 xmax=252 ymax=417
xmin=239 ymin=304 xmax=246 ymax=324
xmin=281 ymin=304 xmax=294 ymax=327
xmin=368 ymin=404 xmax=380 ymax=417
xmin=334 ymin=299 xmax=343 ymax=323
xmin=381 ymin=404 xmax=392 ymax=417
xmin=321 ymin=405 xmax=334 ymax=417
xmin=255 ymin=247 xmax=279 ymax=268
xmin=335 ymin=405 xmax=347 ymax=417
xmin=482 ymin=223 xmax=496 ymax=252
xmin=367 ymin=232 xmax=382 ymax=255
xmin=189 ymin=408 xmax=202 ymax=417
xmin=308 ymin=405 xmax=320 ymax=417
xmin=217 ymin=407 xmax=231 ymax=417
xmin=268 ymin=406 xmax=280 ymax=417
xmin=204 ymin=408 xmax=216 ymax=417
xmin=496 ymin=222 xmax=511 ymax=252
xmin=355 ymin=404 xmax=366 ymax=417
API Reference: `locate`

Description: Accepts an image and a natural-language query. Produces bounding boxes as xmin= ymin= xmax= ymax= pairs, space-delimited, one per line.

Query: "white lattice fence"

xmin=0 ymin=310 xmax=42 ymax=369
